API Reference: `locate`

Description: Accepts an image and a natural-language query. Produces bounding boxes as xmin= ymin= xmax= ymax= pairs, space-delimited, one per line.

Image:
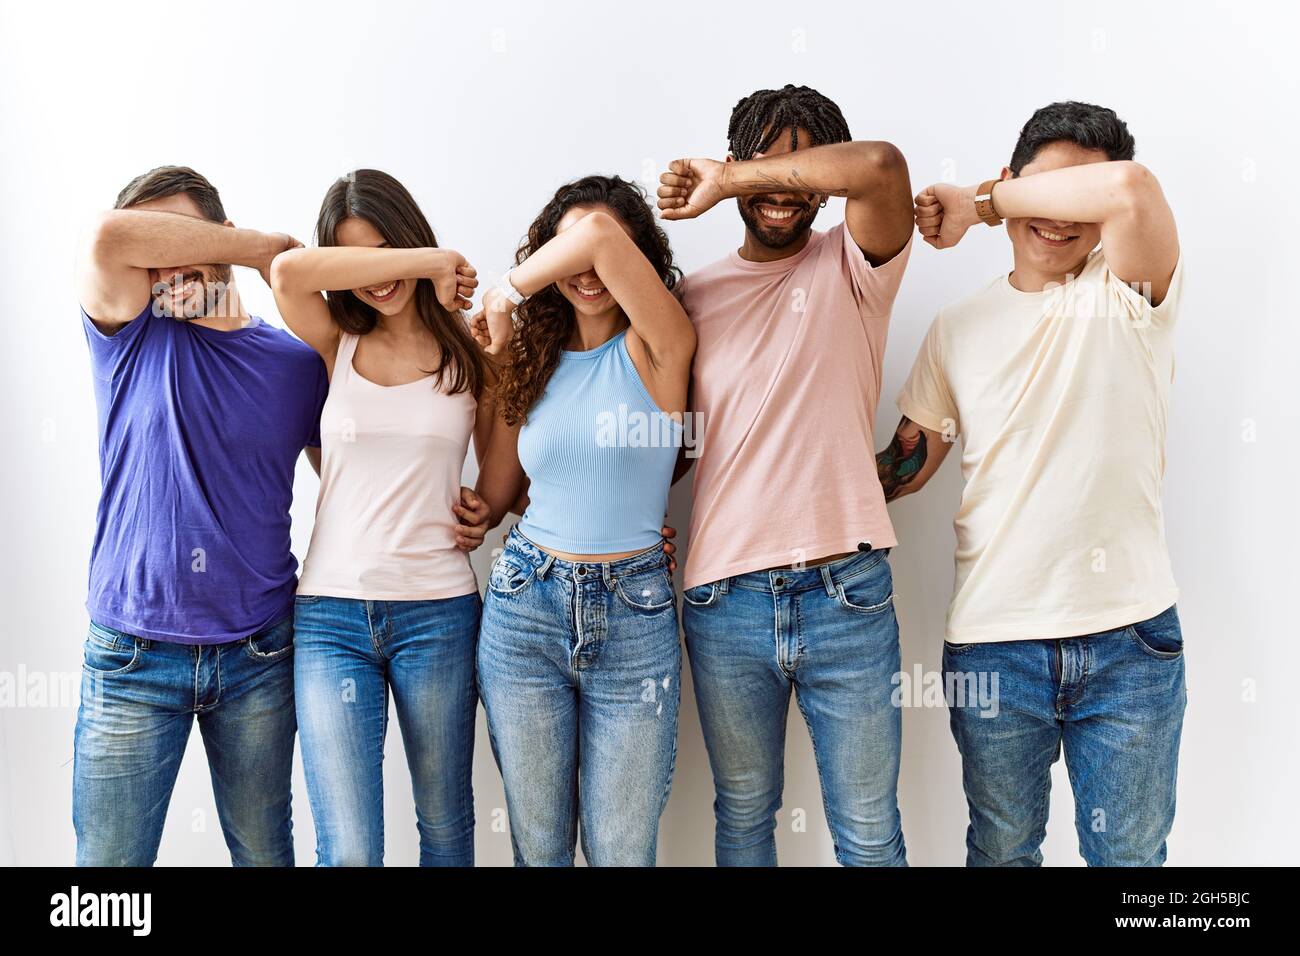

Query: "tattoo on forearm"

xmin=731 ymin=168 xmax=848 ymax=197
xmin=876 ymin=417 xmax=928 ymax=501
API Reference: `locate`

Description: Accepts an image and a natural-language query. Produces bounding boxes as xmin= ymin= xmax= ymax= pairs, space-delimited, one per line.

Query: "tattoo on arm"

xmin=731 ymin=168 xmax=849 ymax=197
xmin=876 ymin=417 xmax=928 ymax=501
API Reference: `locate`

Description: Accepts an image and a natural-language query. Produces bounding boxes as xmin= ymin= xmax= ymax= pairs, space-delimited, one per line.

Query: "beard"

xmin=737 ymin=197 xmax=819 ymax=250
xmin=156 ymin=263 xmax=234 ymax=320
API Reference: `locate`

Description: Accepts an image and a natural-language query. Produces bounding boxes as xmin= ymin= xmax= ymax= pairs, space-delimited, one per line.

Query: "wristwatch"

xmin=974 ymin=179 xmax=1003 ymax=227
xmin=496 ymin=270 xmax=526 ymax=306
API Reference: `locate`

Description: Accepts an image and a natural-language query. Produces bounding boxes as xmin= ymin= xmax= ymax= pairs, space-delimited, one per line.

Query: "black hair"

xmin=727 ymin=84 xmax=852 ymax=161
xmin=1008 ymin=101 xmax=1135 ymax=175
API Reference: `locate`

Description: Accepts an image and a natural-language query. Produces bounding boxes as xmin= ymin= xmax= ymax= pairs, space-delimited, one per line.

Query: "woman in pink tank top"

xmin=269 ymin=169 xmax=496 ymax=867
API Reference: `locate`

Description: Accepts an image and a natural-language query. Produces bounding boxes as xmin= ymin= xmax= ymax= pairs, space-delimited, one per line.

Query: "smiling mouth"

xmin=163 ymin=272 xmax=203 ymax=298
xmin=367 ymin=280 xmax=399 ymax=302
xmin=1030 ymin=225 xmax=1077 ymax=247
xmin=755 ymin=203 xmax=803 ymax=226
xmin=573 ymin=283 xmax=607 ymax=301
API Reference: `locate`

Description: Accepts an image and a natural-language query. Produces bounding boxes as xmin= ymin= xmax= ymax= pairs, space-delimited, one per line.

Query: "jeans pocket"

xmin=682 ymin=582 xmax=718 ymax=607
xmin=832 ymin=572 xmax=894 ymax=616
xmin=615 ymin=568 xmax=676 ymax=613
xmin=1128 ymin=604 xmax=1184 ymax=659
xmin=833 ymin=560 xmax=894 ymax=614
xmin=245 ymin=616 xmax=295 ymax=662
xmin=487 ymin=554 xmax=535 ymax=597
xmin=83 ymin=624 xmax=141 ymax=677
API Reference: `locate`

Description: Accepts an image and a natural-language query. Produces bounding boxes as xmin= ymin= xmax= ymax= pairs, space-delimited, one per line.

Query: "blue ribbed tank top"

xmin=517 ymin=329 xmax=682 ymax=554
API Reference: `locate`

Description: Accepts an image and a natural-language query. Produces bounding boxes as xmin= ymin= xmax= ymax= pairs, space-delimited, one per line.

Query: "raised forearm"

xmin=722 ymin=141 xmax=905 ymax=200
xmin=91 ymin=209 xmax=277 ymax=271
xmin=988 ymin=161 xmax=1161 ymax=225
xmin=508 ymin=213 xmax=605 ymax=295
xmin=271 ymin=246 xmax=448 ymax=294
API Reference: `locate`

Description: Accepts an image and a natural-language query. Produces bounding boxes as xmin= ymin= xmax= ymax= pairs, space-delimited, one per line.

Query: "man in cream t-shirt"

xmin=657 ymin=85 xmax=914 ymax=866
xmin=881 ymin=101 xmax=1186 ymax=866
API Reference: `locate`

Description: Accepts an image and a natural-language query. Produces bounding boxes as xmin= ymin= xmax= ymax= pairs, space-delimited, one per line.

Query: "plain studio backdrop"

xmin=1 ymin=0 xmax=1296 ymax=867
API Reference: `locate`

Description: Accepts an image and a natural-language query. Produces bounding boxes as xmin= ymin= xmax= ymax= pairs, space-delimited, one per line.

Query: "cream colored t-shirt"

xmin=897 ymin=249 xmax=1184 ymax=643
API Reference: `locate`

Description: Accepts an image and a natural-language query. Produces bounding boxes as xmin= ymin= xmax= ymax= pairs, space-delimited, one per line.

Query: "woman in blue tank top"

xmin=471 ymin=175 xmax=695 ymax=866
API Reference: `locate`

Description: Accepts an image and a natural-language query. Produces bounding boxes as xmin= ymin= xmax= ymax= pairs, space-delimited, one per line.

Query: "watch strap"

xmin=974 ymin=179 xmax=1003 ymax=226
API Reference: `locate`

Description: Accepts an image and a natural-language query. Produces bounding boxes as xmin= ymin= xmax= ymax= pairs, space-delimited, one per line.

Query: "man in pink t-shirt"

xmin=657 ymin=85 xmax=914 ymax=866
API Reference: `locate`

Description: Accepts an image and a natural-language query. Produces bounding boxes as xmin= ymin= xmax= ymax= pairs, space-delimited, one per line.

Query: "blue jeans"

xmin=72 ymin=616 xmax=296 ymax=866
xmin=293 ymin=592 xmax=480 ymax=867
xmin=943 ymin=604 xmax=1187 ymax=867
xmin=477 ymin=528 xmax=681 ymax=867
xmin=683 ymin=549 xmax=907 ymax=867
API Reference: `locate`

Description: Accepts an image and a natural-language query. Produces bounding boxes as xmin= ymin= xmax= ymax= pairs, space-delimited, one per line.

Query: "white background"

xmin=1 ymin=0 xmax=1296 ymax=866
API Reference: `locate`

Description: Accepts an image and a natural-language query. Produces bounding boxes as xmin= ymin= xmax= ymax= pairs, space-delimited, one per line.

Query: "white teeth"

xmin=370 ymin=282 xmax=397 ymax=297
xmin=762 ymin=207 xmax=795 ymax=220
xmin=577 ymin=286 xmax=605 ymax=297
xmin=1036 ymin=228 xmax=1069 ymax=241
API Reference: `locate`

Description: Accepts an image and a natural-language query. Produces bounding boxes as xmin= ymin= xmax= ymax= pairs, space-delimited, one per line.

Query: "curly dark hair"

xmin=496 ymin=175 xmax=680 ymax=427
xmin=314 ymin=169 xmax=484 ymax=396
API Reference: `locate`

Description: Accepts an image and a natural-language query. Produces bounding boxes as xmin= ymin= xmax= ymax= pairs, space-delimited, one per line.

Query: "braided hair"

xmin=727 ymin=84 xmax=852 ymax=160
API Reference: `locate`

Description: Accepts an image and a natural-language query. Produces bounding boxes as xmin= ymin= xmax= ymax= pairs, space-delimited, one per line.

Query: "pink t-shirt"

xmin=680 ymin=223 xmax=911 ymax=590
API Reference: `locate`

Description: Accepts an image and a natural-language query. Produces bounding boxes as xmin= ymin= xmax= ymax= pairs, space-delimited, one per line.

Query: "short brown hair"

xmin=114 ymin=166 xmax=227 ymax=222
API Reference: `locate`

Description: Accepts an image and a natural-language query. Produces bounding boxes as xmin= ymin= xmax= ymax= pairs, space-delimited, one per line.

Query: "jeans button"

xmin=577 ymin=565 xmax=587 ymax=576
xmin=774 ymin=576 xmax=786 ymax=587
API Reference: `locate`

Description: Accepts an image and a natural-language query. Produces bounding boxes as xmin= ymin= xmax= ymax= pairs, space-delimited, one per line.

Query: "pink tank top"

xmin=297 ymin=332 xmax=478 ymax=600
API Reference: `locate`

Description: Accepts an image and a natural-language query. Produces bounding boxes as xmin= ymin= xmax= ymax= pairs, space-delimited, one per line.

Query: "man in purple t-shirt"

xmin=73 ymin=166 xmax=328 ymax=866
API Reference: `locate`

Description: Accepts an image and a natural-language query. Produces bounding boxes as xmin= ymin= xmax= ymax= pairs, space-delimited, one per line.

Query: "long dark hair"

xmin=496 ymin=175 xmax=680 ymax=426
xmin=314 ymin=169 xmax=483 ymax=396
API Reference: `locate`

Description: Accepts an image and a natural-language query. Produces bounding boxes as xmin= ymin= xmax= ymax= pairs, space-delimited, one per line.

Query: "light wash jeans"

xmin=943 ymin=603 xmax=1187 ymax=866
xmin=73 ymin=616 xmax=297 ymax=866
xmin=293 ymin=592 xmax=480 ymax=867
xmin=682 ymin=548 xmax=907 ymax=867
xmin=477 ymin=528 xmax=681 ymax=867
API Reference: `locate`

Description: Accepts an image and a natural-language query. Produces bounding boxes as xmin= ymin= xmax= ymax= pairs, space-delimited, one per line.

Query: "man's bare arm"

xmin=877 ymin=416 xmax=952 ymax=501
xmin=659 ymin=141 xmax=913 ymax=265
xmin=917 ymin=161 xmax=1178 ymax=304
xmin=77 ymin=209 xmax=292 ymax=329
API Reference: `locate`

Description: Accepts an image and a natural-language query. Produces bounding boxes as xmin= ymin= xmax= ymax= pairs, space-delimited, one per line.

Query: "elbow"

xmin=849 ymin=141 xmax=908 ymax=195
xmin=85 ymin=210 xmax=128 ymax=258
xmin=1110 ymin=161 xmax=1162 ymax=217
xmin=268 ymin=247 xmax=307 ymax=294
xmin=581 ymin=210 xmax=625 ymax=246
xmin=856 ymin=141 xmax=907 ymax=180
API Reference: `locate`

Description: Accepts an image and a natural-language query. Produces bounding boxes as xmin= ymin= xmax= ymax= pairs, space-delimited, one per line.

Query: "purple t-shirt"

xmin=83 ymin=302 xmax=329 ymax=644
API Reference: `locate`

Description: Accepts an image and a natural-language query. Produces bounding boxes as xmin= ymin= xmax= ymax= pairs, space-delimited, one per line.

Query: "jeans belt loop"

xmin=718 ymin=577 xmax=731 ymax=595
xmin=536 ymin=554 xmax=556 ymax=581
xmin=820 ymin=564 xmax=837 ymax=598
xmin=602 ymin=564 xmax=615 ymax=588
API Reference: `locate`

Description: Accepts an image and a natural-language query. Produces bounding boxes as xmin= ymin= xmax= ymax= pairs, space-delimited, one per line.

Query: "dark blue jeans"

xmin=943 ymin=604 xmax=1187 ymax=866
xmin=72 ymin=616 xmax=297 ymax=866
xmin=293 ymin=592 xmax=480 ymax=867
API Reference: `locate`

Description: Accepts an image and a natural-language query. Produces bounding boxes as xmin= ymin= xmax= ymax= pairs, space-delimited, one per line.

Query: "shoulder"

xmin=679 ymin=254 xmax=740 ymax=299
xmin=936 ymin=275 xmax=1005 ymax=333
xmin=257 ymin=320 xmax=329 ymax=369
